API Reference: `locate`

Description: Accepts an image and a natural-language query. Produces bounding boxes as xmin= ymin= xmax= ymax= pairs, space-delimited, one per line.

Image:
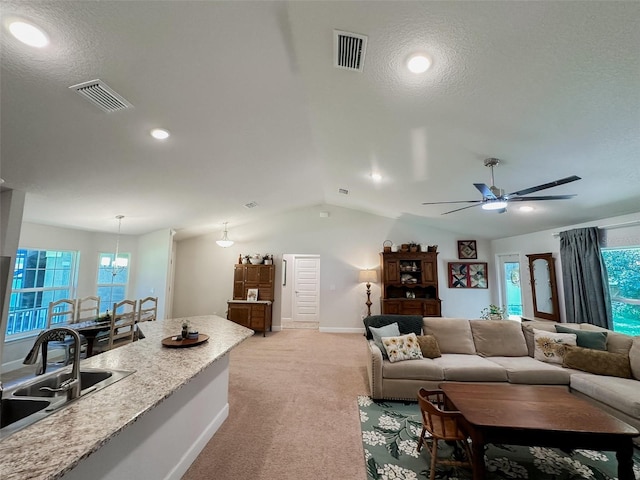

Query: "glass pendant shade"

xmin=216 ymin=222 xmax=234 ymax=248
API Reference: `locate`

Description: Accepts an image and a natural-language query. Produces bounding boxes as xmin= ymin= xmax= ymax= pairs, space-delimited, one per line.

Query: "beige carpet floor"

xmin=182 ymin=329 xmax=370 ymax=480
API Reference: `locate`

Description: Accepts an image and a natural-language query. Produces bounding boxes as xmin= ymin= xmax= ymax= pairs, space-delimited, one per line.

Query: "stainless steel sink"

xmin=1 ymin=398 xmax=51 ymax=428
xmin=1 ymin=367 xmax=134 ymax=438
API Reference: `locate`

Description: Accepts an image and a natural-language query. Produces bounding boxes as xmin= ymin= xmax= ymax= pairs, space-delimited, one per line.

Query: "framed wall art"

xmin=457 ymin=240 xmax=477 ymax=259
xmin=247 ymin=288 xmax=259 ymax=301
xmin=448 ymin=262 xmax=488 ymax=289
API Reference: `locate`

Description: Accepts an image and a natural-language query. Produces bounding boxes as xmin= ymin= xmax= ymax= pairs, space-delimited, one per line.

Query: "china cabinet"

xmin=380 ymin=252 xmax=442 ymax=316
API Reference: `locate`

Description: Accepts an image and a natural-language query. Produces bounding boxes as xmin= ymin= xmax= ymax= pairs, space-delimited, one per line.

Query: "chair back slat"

xmin=47 ymin=299 xmax=76 ymax=326
xmin=137 ymin=296 xmax=158 ymax=322
xmin=76 ymin=296 xmax=100 ymax=323
xmin=108 ymin=299 xmax=137 ymax=350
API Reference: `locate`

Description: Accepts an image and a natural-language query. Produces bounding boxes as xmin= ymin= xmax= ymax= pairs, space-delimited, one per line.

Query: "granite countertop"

xmin=0 ymin=315 xmax=253 ymax=480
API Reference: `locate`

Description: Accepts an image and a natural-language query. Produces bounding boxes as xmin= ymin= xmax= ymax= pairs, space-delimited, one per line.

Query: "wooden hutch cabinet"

xmin=380 ymin=251 xmax=442 ymax=316
xmin=227 ymin=264 xmax=275 ymax=336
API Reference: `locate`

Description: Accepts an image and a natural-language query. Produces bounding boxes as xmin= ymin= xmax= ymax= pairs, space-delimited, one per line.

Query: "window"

xmin=601 ymin=247 xmax=640 ymax=336
xmin=97 ymin=252 xmax=130 ymax=311
xmin=497 ymin=254 xmax=523 ymax=318
xmin=6 ymin=249 xmax=77 ymax=338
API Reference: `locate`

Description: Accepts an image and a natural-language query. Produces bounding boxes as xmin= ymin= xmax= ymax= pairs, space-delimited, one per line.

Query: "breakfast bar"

xmin=0 ymin=315 xmax=253 ymax=480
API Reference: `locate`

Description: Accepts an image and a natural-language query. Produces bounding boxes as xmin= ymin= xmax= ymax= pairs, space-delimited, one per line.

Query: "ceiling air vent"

xmin=334 ymin=30 xmax=367 ymax=72
xmin=69 ymin=80 xmax=133 ymax=113
xmin=244 ymin=201 xmax=258 ymax=209
xmin=338 ymin=188 xmax=349 ymax=195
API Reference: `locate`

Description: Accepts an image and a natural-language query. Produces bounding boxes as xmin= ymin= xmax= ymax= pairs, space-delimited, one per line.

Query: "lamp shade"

xmin=358 ymin=269 xmax=378 ymax=283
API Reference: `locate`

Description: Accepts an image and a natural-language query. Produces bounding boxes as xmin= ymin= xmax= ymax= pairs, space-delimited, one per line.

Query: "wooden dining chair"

xmin=46 ymin=299 xmax=87 ymax=365
xmin=137 ymin=296 xmax=158 ymax=323
xmin=76 ymin=295 xmax=101 ymax=323
xmin=106 ymin=299 xmax=137 ymax=350
xmin=417 ymin=388 xmax=473 ymax=480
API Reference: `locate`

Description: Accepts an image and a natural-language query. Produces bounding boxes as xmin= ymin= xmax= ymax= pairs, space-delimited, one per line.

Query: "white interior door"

xmin=293 ymin=255 xmax=320 ymax=322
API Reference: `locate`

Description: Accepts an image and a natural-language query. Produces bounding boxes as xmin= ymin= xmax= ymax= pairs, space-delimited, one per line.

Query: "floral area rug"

xmin=358 ymin=396 xmax=640 ymax=480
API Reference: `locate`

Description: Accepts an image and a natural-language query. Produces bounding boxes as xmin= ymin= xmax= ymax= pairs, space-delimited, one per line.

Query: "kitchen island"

xmin=0 ymin=315 xmax=253 ymax=480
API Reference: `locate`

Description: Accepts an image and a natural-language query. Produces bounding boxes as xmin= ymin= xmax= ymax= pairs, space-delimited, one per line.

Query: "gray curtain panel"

xmin=559 ymin=227 xmax=612 ymax=329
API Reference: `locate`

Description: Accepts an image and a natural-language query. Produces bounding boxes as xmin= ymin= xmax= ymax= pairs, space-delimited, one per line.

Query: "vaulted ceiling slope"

xmin=1 ymin=1 xmax=639 ymax=240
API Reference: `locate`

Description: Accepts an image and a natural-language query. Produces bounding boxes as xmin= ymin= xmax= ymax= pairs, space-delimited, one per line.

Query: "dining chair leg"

xmin=429 ymin=438 xmax=438 ymax=480
xmin=417 ymin=426 xmax=425 ymax=452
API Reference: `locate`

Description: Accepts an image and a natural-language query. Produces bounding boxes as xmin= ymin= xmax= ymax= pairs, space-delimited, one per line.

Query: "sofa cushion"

xmin=381 ymin=333 xmax=423 ymax=363
xmin=382 ymin=358 xmax=445 ymax=381
xmin=562 ymin=345 xmax=632 ymax=378
xmin=422 ymin=318 xmax=476 ymax=354
xmin=533 ymin=329 xmax=576 ymax=364
xmin=470 ymin=319 xmax=528 ymax=357
xmin=432 ymin=354 xmax=508 ymax=382
xmin=630 ymin=336 xmax=640 ymax=381
xmin=369 ymin=323 xmax=400 ymax=359
xmin=579 ymin=324 xmax=633 ymax=354
xmin=487 ymin=356 xmax=573 ymax=384
xmin=555 ymin=324 xmax=608 ymax=351
xmin=570 ymin=374 xmax=640 ymax=418
xmin=363 ymin=315 xmax=422 ymax=340
xmin=416 ymin=335 xmax=441 ymax=358
xmin=522 ymin=323 xmax=557 ymax=357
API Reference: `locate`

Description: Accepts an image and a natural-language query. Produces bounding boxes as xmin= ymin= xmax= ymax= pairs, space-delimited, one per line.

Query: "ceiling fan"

xmin=423 ymin=158 xmax=581 ymax=215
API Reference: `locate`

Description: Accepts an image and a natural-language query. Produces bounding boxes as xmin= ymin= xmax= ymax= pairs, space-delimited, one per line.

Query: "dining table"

xmin=73 ymin=319 xmax=112 ymax=357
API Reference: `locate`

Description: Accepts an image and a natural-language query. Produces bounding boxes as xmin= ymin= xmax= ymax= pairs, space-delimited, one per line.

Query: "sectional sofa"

xmin=364 ymin=315 xmax=640 ymax=439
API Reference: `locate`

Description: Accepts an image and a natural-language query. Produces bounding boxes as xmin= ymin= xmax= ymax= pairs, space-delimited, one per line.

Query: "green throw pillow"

xmin=369 ymin=323 xmax=400 ymax=359
xmin=555 ymin=325 xmax=608 ymax=351
xmin=563 ymin=345 xmax=632 ymax=378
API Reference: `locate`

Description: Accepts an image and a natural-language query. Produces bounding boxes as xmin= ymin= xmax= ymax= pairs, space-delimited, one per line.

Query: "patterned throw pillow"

xmin=416 ymin=335 xmax=442 ymax=358
xmin=382 ymin=333 xmax=424 ymax=363
xmin=533 ymin=329 xmax=577 ymax=364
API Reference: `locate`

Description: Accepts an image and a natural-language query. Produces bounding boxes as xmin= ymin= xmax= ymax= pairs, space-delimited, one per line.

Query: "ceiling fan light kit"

xmin=422 ymin=158 xmax=581 ymax=215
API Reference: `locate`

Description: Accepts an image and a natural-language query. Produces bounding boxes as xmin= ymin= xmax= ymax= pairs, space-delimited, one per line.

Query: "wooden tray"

xmin=161 ymin=334 xmax=209 ymax=348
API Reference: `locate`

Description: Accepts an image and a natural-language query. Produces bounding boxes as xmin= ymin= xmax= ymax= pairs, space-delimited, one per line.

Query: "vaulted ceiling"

xmin=2 ymin=1 xmax=639 ymax=240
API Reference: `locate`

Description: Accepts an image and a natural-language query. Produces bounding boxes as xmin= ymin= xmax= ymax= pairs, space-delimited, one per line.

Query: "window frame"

xmin=6 ymin=248 xmax=78 ymax=340
xmin=96 ymin=252 xmax=131 ymax=312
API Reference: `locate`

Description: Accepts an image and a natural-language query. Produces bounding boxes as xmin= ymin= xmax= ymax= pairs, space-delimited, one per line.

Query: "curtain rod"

xmin=552 ymin=219 xmax=640 ymax=237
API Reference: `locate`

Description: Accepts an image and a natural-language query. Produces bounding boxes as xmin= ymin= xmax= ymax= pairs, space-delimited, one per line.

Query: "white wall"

xmin=491 ymin=211 xmax=640 ymax=322
xmin=135 ymin=229 xmax=174 ymax=320
xmin=173 ymin=204 xmax=493 ymax=331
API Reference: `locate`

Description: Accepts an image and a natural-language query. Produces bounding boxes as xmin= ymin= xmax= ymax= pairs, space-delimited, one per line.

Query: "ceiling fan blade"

xmin=422 ymin=200 xmax=482 ymax=205
xmin=508 ymin=194 xmax=577 ymax=201
xmin=507 ymin=175 xmax=581 ymax=197
xmin=441 ymin=203 xmax=484 ymax=215
xmin=474 ymin=183 xmax=496 ymax=199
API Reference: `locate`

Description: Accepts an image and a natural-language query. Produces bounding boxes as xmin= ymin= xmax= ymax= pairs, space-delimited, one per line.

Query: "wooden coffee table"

xmin=440 ymin=383 xmax=639 ymax=480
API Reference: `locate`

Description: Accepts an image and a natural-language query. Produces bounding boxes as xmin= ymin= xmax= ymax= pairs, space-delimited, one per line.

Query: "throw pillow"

xmin=369 ymin=323 xmax=400 ymax=359
xmin=416 ymin=335 xmax=441 ymax=358
xmin=555 ymin=324 xmax=608 ymax=351
xmin=563 ymin=345 xmax=632 ymax=378
xmin=470 ymin=320 xmax=528 ymax=357
xmin=533 ymin=329 xmax=577 ymax=364
xmin=381 ymin=333 xmax=424 ymax=363
xmin=363 ymin=315 xmax=422 ymax=340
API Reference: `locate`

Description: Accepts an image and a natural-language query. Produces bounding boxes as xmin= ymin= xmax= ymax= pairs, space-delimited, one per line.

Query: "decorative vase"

xmin=181 ymin=326 xmax=188 ymax=339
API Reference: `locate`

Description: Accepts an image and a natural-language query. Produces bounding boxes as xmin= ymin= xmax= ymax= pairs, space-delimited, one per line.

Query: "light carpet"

xmin=182 ymin=329 xmax=371 ymax=479
xmin=359 ymin=396 xmax=640 ymax=480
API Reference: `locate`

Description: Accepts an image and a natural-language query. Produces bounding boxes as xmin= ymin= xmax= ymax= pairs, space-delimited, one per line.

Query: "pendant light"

xmin=101 ymin=215 xmax=129 ymax=274
xmin=216 ymin=222 xmax=234 ymax=248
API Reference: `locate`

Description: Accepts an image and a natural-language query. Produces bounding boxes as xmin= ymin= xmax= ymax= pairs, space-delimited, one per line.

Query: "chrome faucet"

xmin=23 ymin=327 xmax=82 ymax=400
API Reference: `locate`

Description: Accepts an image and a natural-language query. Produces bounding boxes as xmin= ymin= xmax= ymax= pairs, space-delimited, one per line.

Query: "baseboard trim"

xmin=319 ymin=327 xmax=366 ymax=334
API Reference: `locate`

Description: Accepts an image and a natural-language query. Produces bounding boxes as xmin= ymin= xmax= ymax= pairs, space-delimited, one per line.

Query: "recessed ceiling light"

xmin=150 ymin=128 xmax=170 ymax=140
xmin=9 ymin=21 xmax=49 ymax=48
xmin=371 ymin=172 xmax=382 ymax=182
xmin=407 ymin=54 xmax=431 ymax=74
xmin=519 ymin=206 xmax=534 ymax=212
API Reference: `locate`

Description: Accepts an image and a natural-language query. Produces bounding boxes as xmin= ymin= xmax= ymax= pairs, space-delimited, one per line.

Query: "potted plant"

xmin=480 ymin=304 xmax=507 ymax=320
xmin=242 ymin=255 xmax=250 ymax=264
xmin=181 ymin=320 xmax=190 ymax=339
xmin=409 ymin=242 xmax=419 ymax=253
xmin=263 ymin=254 xmax=273 ymax=265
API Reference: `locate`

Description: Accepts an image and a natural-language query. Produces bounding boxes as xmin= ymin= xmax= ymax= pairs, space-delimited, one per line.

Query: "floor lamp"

xmin=358 ymin=269 xmax=378 ymax=317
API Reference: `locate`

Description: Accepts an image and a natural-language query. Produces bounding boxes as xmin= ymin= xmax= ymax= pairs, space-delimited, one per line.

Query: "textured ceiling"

xmin=1 ymin=1 xmax=639 ymax=240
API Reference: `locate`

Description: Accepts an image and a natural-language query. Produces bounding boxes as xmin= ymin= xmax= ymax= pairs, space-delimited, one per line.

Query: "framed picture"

xmin=247 ymin=288 xmax=258 ymax=301
xmin=448 ymin=262 xmax=488 ymax=289
xmin=457 ymin=240 xmax=477 ymax=259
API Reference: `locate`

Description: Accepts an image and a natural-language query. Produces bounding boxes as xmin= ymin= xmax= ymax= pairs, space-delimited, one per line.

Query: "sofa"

xmin=364 ymin=315 xmax=640 ymax=440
